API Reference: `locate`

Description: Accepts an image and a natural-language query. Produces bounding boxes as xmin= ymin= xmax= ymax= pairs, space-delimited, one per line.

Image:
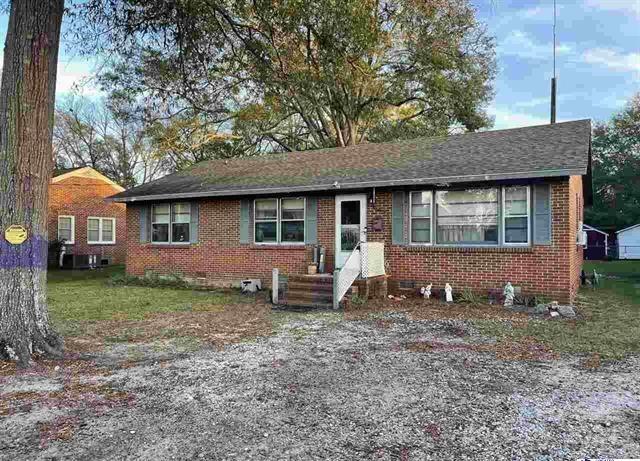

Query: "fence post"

xmin=333 ymin=269 xmax=340 ymax=309
xmin=272 ymin=268 xmax=279 ymax=304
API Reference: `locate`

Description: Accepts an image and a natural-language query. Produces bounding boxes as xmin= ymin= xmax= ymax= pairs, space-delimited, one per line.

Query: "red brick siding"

xmin=126 ymin=178 xmax=582 ymax=302
xmin=126 ymin=198 xmax=337 ymax=287
xmin=48 ymin=177 xmax=126 ymax=264
xmin=368 ymin=181 xmax=577 ymax=303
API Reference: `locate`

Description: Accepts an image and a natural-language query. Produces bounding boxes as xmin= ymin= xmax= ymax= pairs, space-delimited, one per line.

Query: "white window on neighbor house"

xmin=57 ymin=215 xmax=75 ymax=244
xmin=254 ymin=198 xmax=306 ymax=244
xmin=280 ymin=198 xmax=305 ymax=243
xmin=503 ymin=186 xmax=530 ymax=245
xmin=87 ymin=217 xmax=116 ymax=244
xmin=410 ymin=191 xmax=432 ymax=244
xmin=435 ymin=188 xmax=499 ymax=245
xmin=152 ymin=203 xmax=191 ymax=244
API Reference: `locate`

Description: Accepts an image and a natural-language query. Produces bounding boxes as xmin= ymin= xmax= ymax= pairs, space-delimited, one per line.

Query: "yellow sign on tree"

xmin=5 ymin=225 xmax=28 ymax=245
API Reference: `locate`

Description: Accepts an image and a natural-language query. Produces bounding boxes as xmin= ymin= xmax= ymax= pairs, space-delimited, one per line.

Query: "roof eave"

xmin=110 ymin=167 xmax=585 ymax=203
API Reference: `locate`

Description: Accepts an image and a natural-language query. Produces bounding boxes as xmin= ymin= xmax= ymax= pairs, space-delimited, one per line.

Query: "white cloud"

xmin=584 ymin=0 xmax=640 ymax=17
xmin=582 ymin=48 xmax=640 ymax=75
xmin=499 ymin=30 xmax=572 ymax=61
xmin=489 ymin=106 xmax=552 ymax=130
xmin=56 ymin=61 xmax=102 ymax=97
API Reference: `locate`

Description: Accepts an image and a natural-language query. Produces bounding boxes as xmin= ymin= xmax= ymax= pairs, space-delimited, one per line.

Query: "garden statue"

xmin=420 ymin=284 xmax=432 ymax=299
xmin=503 ymin=282 xmax=514 ymax=307
xmin=445 ymin=283 xmax=453 ymax=303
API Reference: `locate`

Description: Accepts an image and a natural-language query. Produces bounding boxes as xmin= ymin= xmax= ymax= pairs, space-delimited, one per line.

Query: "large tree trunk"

xmin=0 ymin=0 xmax=65 ymax=366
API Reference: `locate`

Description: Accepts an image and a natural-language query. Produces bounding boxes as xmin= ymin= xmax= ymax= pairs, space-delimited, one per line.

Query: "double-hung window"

xmin=152 ymin=203 xmax=191 ymax=244
xmin=410 ymin=191 xmax=432 ymax=244
xmin=280 ymin=198 xmax=305 ymax=243
xmin=407 ymin=186 xmax=532 ymax=246
xmin=254 ymin=198 xmax=305 ymax=244
xmin=436 ymin=189 xmax=499 ymax=244
xmin=87 ymin=217 xmax=116 ymax=244
xmin=255 ymin=199 xmax=278 ymax=243
xmin=58 ymin=215 xmax=75 ymax=244
xmin=503 ymin=186 xmax=530 ymax=244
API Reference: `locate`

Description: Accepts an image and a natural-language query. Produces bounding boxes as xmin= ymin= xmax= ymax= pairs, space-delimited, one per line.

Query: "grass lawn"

xmin=47 ymin=265 xmax=262 ymax=346
xmin=475 ymin=259 xmax=640 ymax=360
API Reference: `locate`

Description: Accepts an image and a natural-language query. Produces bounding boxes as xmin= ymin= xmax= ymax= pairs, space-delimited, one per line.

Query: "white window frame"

xmin=502 ymin=185 xmax=531 ymax=246
xmin=279 ymin=197 xmax=305 ymax=245
xmin=151 ymin=203 xmax=191 ymax=245
xmin=254 ymin=198 xmax=306 ymax=245
xmin=87 ymin=217 xmax=116 ymax=245
xmin=434 ymin=188 xmax=500 ymax=246
xmin=57 ymin=215 xmax=75 ymax=244
xmin=409 ymin=191 xmax=433 ymax=245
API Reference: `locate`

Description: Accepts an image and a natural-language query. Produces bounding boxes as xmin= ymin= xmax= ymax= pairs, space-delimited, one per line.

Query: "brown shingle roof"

xmin=111 ymin=119 xmax=591 ymax=202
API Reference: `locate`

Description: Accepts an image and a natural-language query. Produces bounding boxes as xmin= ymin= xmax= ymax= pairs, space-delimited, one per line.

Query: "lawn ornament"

xmin=445 ymin=283 xmax=453 ymax=303
xmin=420 ymin=284 xmax=432 ymax=299
xmin=503 ymin=282 xmax=514 ymax=307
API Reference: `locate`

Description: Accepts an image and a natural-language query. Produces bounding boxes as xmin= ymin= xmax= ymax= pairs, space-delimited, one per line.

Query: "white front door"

xmin=335 ymin=194 xmax=367 ymax=269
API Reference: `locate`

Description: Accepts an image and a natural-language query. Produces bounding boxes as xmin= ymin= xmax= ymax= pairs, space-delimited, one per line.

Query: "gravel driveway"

xmin=2 ymin=311 xmax=640 ymax=460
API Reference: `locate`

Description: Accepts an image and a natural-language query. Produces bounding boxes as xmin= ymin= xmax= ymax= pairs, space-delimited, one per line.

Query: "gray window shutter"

xmin=240 ymin=199 xmax=250 ymax=244
xmin=305 ymin=197 xmax=318 ymax=244
xmin=392 ymin=191 xmax=406 ymax=245
xmin=534 ymin=184 xmax=552 ymax=244
xmin=139 ymin=205 xmax=150 ymax=243
xmin=190 ymin=202 xmax=199 ymax=244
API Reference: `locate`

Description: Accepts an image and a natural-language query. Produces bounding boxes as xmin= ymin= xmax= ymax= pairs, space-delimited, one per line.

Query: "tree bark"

xmin=0 ymin=0 xmax=65 ymax=366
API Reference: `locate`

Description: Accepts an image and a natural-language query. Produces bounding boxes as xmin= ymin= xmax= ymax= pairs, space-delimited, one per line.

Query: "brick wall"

xmin=48 ymin=176 xmax=127 ymax=264
xmin=125 ymin=178 xmax=583 ymax=302
xmin=126 ymin=197 xmax=337 ymax=287
xmin=368 ymin=180 xmax=580 ymax=303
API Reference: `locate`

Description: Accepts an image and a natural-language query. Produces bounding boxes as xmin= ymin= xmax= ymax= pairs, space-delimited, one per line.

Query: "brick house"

xmin=110 ymin=120 xmax=592 ymax=305
xmin=49 ymin=167 xmax=127 ymax=266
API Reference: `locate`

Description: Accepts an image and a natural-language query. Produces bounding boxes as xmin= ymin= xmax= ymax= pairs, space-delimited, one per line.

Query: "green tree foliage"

xmin=71 ymin=0 xmax=496 ymax=155
xmin=586 ymin=93 xmax=640 ymax=231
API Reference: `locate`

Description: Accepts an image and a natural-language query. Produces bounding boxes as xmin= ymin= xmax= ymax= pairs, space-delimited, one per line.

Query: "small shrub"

xmin=457 ymin=288 xmax=485 ymax=304
xmin=350 ymin=294 xmax=368 ymax=306
xmin=108 ymin=272 xmax=189 ymax=289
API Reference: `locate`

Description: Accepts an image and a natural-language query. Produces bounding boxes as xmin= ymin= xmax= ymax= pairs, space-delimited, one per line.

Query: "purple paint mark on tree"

xmin=0 ymin=235 xmax=48 ymax=269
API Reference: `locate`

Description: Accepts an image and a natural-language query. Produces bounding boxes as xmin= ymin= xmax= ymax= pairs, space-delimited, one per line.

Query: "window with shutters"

xmin=152 ymin=203 xmax=191 ymax=244
xmin=402 ymin=185 xmax=537 ymax=247
xmin=410 ymin=191 xmax=432 ymax=244
xmin=87 ymin=217 xmax=116 ymax=244
xmin=503 ymin=186 xmax=530 ymax=245
xmin=254 ymin=198 xmax=305 ymax=244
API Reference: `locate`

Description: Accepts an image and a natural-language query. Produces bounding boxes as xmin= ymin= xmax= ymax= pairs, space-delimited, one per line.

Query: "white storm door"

xmin=335 ymin=194 xmax=367 ymax=269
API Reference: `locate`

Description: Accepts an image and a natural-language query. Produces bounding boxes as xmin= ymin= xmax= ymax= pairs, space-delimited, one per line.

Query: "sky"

xmin=0 ymin=0 xmax=638 ymax=130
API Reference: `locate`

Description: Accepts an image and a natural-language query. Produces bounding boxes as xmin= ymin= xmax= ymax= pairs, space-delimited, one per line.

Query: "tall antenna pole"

xmin=550 ymin=0 xmax=557 ymax=124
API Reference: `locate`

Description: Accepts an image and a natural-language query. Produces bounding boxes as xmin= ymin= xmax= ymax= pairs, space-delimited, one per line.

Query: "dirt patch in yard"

xmin=63 ymin=300 xmax=273 ymax=355
xmin=1 ymin=312 xmax=639 ymax=459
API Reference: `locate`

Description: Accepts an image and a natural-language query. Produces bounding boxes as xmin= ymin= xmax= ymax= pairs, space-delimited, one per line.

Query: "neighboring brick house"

xmin=49 ymin=167 xmax=127 ymax=266
xmin=111 ymin=120 xmax=592 ymax=304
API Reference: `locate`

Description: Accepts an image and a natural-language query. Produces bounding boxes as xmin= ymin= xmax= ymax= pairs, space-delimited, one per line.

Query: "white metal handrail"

xmin=335 ymin=244 xmax=362 ymax=305
xmin=333 ymin=230 xmax=367 ymax=308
